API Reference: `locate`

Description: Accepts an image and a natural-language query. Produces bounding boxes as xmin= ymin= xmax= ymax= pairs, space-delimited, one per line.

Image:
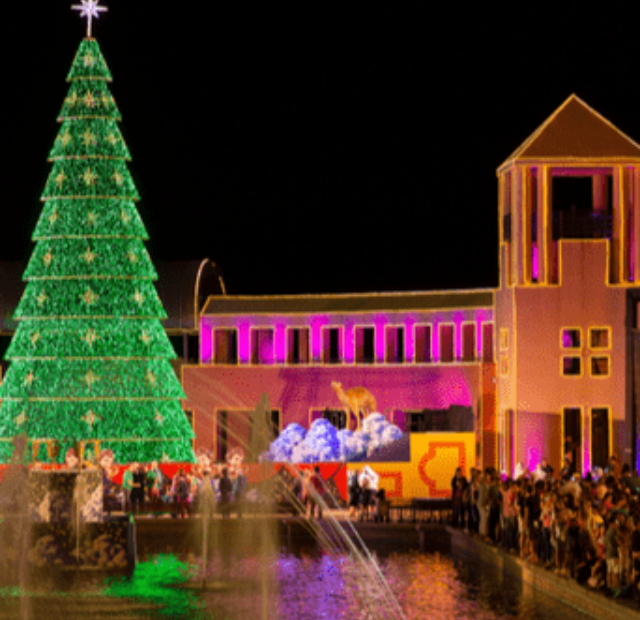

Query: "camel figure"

xmin=331 ymin=381 xmax=377 ymax=431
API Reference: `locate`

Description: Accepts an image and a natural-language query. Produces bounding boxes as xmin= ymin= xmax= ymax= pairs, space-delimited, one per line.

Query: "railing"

xmin=552 ymin=211 xmax=612 ymax=240
xmin=388 ymin=498 xmax=452 ymax=523
xmin=503 ymin=211 xmax=612 ymax=242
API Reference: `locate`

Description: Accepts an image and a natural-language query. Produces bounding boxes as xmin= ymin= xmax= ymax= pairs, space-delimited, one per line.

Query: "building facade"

xmin=182 ymin=95 xmax=640 ymax=476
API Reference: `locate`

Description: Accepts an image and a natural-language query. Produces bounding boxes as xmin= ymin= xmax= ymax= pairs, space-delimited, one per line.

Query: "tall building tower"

xmin=495 ymin=95 xmax=640 ymax=475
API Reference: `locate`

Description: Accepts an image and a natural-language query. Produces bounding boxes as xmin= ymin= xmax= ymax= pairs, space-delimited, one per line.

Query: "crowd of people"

xmin=450 ymin=453 xmax=640 ymax=604
xmin=99 ymin=446 xmax=248 ymax=519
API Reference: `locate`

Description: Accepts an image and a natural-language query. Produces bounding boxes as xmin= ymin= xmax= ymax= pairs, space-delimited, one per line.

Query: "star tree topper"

xmin=72 ymin=0 xmax=108 ymax=38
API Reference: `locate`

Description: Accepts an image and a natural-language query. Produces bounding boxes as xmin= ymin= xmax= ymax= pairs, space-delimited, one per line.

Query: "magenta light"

xmin=310 ymin=315 xmax=329 ymax=363
xmin=237 ymin=321 xmax=251 ymax=364
xmin=343 ymin=322 xmax=355 ymax=364
xmin=532 ymin=244 xmax=539 ymax=281
xmin=275 ymin=323 xmax=287 ymax=364
xmin=201 ymin=320 xmax=213 ymax=364
xmin=453 ymin=313 xmax=464 ymax=361
xmin=432 ymin=319 xmax=440 ymax=362
xmin=404 ymin=317 xmax=415 ymax=363
xmin=373 ymin=315 xmax=388 ymax=363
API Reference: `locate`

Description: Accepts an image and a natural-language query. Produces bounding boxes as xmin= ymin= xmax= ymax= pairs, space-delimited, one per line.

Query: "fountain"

xmin=188 ymin=393 xmax=406 ymax=620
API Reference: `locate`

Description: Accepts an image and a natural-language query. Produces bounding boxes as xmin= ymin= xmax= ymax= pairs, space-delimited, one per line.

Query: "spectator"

xmin=172 ymin=467 xmax=191 ymax=519
xmin=121 ymin=462 xmax=136 ymax=513
xmin=631 ymin=515 xmax=640 ymax=603
xmin=540 ymin=457 xmax=555 ymax=480
xmin=309 ymin=466 xmax=324 ymax=520
xmin=514 ymin=462 xmax=528 ymax=481
xmin=477 ymin=472 xmax=489 ymax=539
xmin=232 ymin=462 xmax=248 ymax=518
xmin=605 ymin=516 xmax=621 ymax=590
xmin=218 ymin=467 xmax=233 ymax=518
xmin=486 ymin=473 xmax=502 ymax=543
xmin=348 ymin=470 xmax=362 ymax=520
xmin=469 ymin=469 xmax=481 ymax=534
xmin=146 ymin=461 xmax=164 ymax=499
xmin=130 ymin=463 xmax=146 ymax=515
xmin=501 ymin=480 xmax=518 ymax=552
xmin=560 ymin=457 xmax=574 ymax=482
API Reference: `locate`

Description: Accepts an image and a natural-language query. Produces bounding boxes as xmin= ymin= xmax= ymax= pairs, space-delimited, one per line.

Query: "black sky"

xmin=2 ymin=2 xmax=640 ymax=295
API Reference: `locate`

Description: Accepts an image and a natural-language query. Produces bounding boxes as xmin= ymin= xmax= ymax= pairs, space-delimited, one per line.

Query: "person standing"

xmin=360 ymin=476 xmax=372 ymax=521
xmin=631 ymin=516 xmax=640 ymax=604
xmin=172 ymin=468 xmax=191 ymax=519
xmin=309 ymin=466 xmax=324 ymax=520
xmin=121 ymin=462 xmax=136 ymax=513
xmin=477 ymin=472 xmax=489 ymax=538
xmin=233 ymin=463 xmax=247 ymax=518
xmin=348 ymin=470 xmax=362 ymax=520
xmin=486 ymin=473 xmax=502 ymax=543
xmin=219 ymin=467 xmax=233 ymax=518
xmin=605 ymin=517 xmax=621 ymax=590
xmin=198 ymin=468 xmax=218 ymax=518
xmin=130 ymin=463 xmax=146 ymax=515
xmin=502 ymin=480 xmax=517 ymax=551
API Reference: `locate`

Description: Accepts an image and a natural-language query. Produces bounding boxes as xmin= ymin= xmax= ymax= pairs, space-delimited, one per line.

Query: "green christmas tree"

xmin=0 ymin=36 xmax=195 ymax=464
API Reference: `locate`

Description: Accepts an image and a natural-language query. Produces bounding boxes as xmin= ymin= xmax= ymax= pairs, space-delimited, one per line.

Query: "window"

xmin=561 ymin=328 xmax=581 ymax=349
xmin=269 ymin=410 xmax=281 ymax=439
xmin=482 ymin=323 xmax=494 ymax=362
xmin=251 ymin=328 xmax=274 ymax=365
xmin=322 ymin=327 xmax=342 ymax=364
xmin=414 ymin=325 xmax=432 ymax=362
xmin=591 ymin=408 xmax=610 ymax=469
xmin=408 ymin=410 xmax=448 ymax=432
xmin=562 ymin=356 xmax=581 ymax=376
xmin=563 ymin=407 xmax=582 ymax=474
xmin=214 ymin=329 xmax=238 ymax=364
xmin=385 ymin=326 xmax=405 ymax=363
xmin=216 ymin=410 xmax=228 ymax=461
xmin=462 ymin=323 xmax=476 ymax=361
xmin=439 ymin=324 xmax=454 ymax=363
xmin=590 ymin=356 xmax=610 ymax=377
xmin=355 ymin=327 xmax=375 ymax=364
xmin=287 ymin=327 xmax=310 ymax=364
xmin=322 ymin=409 xmax=347 ymax=430
xmin=589 ymin=327 xmax=610 ymax=349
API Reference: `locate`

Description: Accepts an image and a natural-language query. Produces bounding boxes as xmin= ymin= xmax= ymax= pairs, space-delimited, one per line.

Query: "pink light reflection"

xmin=237 ymin=321 xmax=251 ymax=364
xmin=201 ymin=320 xmax=213 ymax=364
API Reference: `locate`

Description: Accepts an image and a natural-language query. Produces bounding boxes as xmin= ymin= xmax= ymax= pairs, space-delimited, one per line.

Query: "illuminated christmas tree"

xmin=0 ymin=8 xmax=195 ymax=464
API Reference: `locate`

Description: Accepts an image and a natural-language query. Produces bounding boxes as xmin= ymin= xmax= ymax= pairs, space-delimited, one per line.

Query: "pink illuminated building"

xmin=182 ymin=95 xmax=640 ymax=475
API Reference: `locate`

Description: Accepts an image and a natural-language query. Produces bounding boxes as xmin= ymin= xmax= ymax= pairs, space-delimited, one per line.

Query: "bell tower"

xmin=494 ymin=95 xmax=640 ymax=476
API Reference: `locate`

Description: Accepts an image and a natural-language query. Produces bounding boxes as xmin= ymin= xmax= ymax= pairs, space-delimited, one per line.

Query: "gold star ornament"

xmin=81 ymin=287 xmax=99 ymax=306
xmin=82 ymin=328 xmax=99 ymax=348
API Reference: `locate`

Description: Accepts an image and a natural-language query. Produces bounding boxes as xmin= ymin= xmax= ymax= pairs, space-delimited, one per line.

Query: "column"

xmin=634 ymin=168 xmax=640 ymax=282
xmin=536 ymin=166 xmax=552 ymax=284
xmin=613 ymin=166 xmax=626 ymax=283
xmin=511 ymin=166 xmax=523 ymax=285
xmin=522 ymin=167 xmax=532 ymax=284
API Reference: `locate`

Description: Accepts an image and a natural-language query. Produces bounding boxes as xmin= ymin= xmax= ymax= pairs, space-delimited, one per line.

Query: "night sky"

xmin=3 ymin=2 xmax=640 ymax=295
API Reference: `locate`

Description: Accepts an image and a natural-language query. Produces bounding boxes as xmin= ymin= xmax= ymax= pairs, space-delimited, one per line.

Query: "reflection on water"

xmin=0 ymin=547 xmax=596 ymax=620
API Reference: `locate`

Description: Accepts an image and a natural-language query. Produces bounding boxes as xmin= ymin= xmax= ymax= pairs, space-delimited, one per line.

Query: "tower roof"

xmin=498 ymin=95 xmax=640 ymax=173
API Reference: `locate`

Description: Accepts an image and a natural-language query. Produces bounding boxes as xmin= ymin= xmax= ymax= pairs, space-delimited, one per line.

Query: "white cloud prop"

xmin=262 ymin=413 xmax=404 ymax=463
xmin=260 ymin=423 xmax=306 ymax=462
